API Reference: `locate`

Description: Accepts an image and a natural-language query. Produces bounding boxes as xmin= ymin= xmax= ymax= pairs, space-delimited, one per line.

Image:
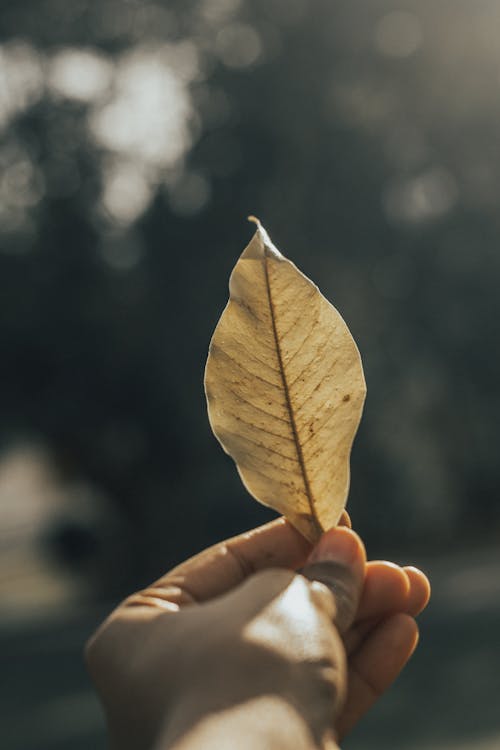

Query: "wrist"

xmin=156 ymin=694 xmax=338 ymax=750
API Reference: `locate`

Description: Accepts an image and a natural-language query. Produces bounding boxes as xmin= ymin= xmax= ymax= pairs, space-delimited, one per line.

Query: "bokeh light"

xmin=1 ymin=1 xmax=500 ymax=749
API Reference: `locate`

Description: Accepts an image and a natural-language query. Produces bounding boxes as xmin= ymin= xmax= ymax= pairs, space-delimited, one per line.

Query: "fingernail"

xmin=307 ymin=528 xmax=359 ymax=566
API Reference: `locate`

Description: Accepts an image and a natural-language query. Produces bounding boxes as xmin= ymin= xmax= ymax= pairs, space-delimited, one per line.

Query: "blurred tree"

xmin=1 ymin=0 xmax=500 ymax=594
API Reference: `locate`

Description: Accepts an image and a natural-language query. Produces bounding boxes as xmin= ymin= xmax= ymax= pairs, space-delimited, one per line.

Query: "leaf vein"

xmin=223 ymin=429 xmax=296 ymax=464
xmin=232 ymin=413 xmax=295 ymax=443
xmin=211 ymin=345 xmax=280 ymax=389
xmin=288 ymin=340 xmax=335 ymax=390
xmin=295 ymin=359 xmax=339 ymax=416
xmin=225 ymin=386 xmax=290 ymax=424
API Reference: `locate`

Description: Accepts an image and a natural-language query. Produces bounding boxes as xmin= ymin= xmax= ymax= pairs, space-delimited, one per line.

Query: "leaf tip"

xmin=247 ymin=217 xmax=283 ymax=260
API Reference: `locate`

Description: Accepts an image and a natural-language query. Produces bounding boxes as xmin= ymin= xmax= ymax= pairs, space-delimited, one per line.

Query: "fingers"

xmin=121 ymin=516 xmax=355 ymax=613
xmin=147 ymin=517 xmax=312 ymax=607
xmin=344 ymin=562 xmax=430 ymax=654
xmin=300 ymin=527 xmax=366 ymax=634
xmin=357 ymin=562 xmax=410 ymax=620
xmin=123 ymin=505 xmax=430 ymax=634
xmin=358 ymin=561 xmax=430 ymax=620
xmin=338 ymin=613 xmax=419 ymax=740
xmin=403 ymin=566 xmax=431 ymax=615
xmin=340 ymin=562 xmax=429 ymax=732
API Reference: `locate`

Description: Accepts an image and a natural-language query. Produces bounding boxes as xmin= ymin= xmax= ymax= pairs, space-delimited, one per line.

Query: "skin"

xmin=86 ymin=513 xmax=430 ymax=750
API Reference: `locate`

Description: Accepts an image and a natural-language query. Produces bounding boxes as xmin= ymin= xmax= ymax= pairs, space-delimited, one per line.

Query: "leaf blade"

xmin=205 ymin=224 xmax=366 ymax=542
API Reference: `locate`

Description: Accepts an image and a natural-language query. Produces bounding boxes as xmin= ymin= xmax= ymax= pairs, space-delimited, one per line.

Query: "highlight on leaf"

xmin=204 ymin=221 xmax=366 ymax=542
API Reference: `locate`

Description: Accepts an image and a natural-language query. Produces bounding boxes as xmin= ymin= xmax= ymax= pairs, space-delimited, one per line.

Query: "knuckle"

xmin=313 ymin=658 xmax=344 ymax=710
xmin=84 ymin=622 xmax=109 ymax=678
xmin=309 ymin=580 xmax=337 ymax=621
xmin=84 ymin=612 xmax=126 ymax=682
xmin=123 ymin=586 xmax=184 ymax=610
xmin=84 ymin=620 xmax=113 ymax=668
xmin=300 ymin=560 xmax=359 ymax=632
xmin=295 ymin=648 xmax=347 ymax=730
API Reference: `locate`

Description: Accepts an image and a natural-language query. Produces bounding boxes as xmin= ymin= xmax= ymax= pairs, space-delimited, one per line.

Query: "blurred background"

xmin=1 ymin=0 xmax=500 ymax=748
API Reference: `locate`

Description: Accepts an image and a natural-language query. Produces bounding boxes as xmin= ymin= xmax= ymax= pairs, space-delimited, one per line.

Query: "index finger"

xmin=152 ymin=516 xmax=312 ymax=605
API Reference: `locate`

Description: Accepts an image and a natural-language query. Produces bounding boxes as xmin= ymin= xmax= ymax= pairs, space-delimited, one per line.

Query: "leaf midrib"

xmin=263 ymin=248 xmax=322 ymax=537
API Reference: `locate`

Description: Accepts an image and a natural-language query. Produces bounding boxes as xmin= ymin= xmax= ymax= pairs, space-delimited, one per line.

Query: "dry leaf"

xmin=204 ymin=220 xmax=366 ymax=542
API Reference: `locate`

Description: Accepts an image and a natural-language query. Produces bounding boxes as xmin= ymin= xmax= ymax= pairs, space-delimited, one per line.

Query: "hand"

xmin=85 ymin=516 xmax=430 ymax=750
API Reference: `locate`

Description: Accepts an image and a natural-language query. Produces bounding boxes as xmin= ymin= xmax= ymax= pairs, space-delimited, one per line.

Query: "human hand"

xmin=85 ymin=516 xmax=430 ymax=750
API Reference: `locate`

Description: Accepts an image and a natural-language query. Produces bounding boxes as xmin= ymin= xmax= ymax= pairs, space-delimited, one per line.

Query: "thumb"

xmin=300 ymin=527 xmax=366 ymax=634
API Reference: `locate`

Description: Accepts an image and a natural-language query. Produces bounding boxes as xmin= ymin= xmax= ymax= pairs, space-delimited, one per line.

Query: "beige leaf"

xmin=204 ymin=220 xmax=366 ymax=542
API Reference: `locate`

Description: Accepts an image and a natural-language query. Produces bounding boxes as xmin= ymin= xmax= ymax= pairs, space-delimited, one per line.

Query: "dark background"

xmin=1 ymin=1 xmax=500 ymax=748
